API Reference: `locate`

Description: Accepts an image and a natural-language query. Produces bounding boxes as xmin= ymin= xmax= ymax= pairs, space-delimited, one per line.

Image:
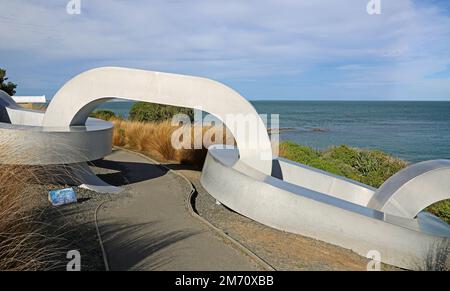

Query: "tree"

xmin=129 ymin=102 xmax=194 ymax=122
xmin=90 ymin=110 xmax=117 ymax=121
xmin=0 ymin=68 xmax=17 ymax=96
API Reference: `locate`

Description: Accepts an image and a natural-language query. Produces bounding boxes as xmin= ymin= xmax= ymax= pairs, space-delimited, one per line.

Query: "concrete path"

xmin=95 ymin=150 xmax=261 ymax=271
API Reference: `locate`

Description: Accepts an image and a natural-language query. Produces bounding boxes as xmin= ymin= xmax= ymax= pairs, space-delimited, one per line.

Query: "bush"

xmin=324 ymin=145 xmax=407 ymax=188
xmin=90 ymin=110 xmax=117 ymax=121
xmin=280 ymin=142 xmax=359 ymax=180
xmin=129 ymin=102 xmax=194 ymax=123
xmin=427 ymin=200 xmax=450 ymax=224
xmin=279 ymin=141 xmax=449 ymax=223
xmin=280 ymin=142 xmax=407 ymax=188
xmin=0 ymin=68 xmax=17 ymax=96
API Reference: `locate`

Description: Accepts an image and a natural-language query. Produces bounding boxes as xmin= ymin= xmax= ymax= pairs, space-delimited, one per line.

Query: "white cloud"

xmin=0 ymin=0 xmax=450 ymax=99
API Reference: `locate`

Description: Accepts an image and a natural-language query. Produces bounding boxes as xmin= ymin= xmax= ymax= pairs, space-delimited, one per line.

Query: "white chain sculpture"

xmin=0 ymin=67 xmax=449 ymax=270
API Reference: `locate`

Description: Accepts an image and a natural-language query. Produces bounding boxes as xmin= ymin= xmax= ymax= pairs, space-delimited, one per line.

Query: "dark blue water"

xmin=97 ymin=101 xmax=450 ymax=162
xmin=97 ymin=101 xmax=133 ymax=118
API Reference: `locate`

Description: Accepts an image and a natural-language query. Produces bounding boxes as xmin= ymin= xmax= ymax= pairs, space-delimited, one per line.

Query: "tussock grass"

xmin=0 ymin=142 xmax=65 ymax=271
xmin=111 ymin=119 xmax=234 ymax=168
xmin=19 ymin=103 xmax=47 ymax=111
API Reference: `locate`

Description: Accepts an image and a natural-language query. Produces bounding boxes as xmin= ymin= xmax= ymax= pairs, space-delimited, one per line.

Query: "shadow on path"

xmin=100 ymin=220 xmax=200 ymax=271
xmin=94 ymin=150 xmax=260 ymax=271
xmin=91 ymin=159 xmax=168 ymax=186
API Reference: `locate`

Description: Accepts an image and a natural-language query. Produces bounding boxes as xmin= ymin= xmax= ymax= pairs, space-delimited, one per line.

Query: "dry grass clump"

xmin=112 ymin=119 xmax=177 ymax=160
xmin=178 ymin=125 xmax=234 ymax=165
xmin=0 ymin=168 xmax=58 ymax=270
xmin=0 ymin=142 xmax=63 ymax=271
xmin=111 ymin=119 xmax=235 ymax=168
xmin=19 ymin=103 xmax=47 ymax=111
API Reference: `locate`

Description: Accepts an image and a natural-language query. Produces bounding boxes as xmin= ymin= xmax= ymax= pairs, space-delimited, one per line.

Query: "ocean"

xmin=97 ymin=101 xmax=450 ymax=163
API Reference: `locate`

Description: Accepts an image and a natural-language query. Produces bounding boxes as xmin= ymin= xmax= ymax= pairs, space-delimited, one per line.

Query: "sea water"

xmin=97 ymin=101 xmax=450 ymax=162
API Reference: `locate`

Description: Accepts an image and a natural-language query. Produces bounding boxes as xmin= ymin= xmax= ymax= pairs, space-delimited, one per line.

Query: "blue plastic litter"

xmin=48 ymin=188 xmax=78 ymax=206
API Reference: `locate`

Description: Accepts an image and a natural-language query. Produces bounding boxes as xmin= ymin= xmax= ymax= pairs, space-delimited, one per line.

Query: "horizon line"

xmin=41 ymin=98 xmax=450 ymax=102
xmin=247 ymin=99 xmax=450 ymax=102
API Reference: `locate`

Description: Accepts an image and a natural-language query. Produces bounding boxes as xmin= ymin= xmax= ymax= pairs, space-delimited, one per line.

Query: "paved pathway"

xmin=95 ymin=150 xmax=260 ymax=271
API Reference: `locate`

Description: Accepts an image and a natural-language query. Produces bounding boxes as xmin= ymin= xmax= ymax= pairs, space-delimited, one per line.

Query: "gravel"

xmin=33 ymin=184 xmax=124 ymax=271
xmin=176 ymin=168 xmax=401 ymax=271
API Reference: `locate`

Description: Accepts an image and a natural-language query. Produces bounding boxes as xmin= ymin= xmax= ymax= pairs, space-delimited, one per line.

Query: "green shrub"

xmin=129 ymin=102 xmax=194 ymax=123
xmin=279 ymin=141 xmax=450 ymax=223
xmin=427 ymin=200 xmax=450 ymax=224
xmin=281 ymin=143 xmax=408 ymax=188
xmin=0 ymin=68 xmax=17 ymax=96
xmin=90 ymin=110 xmax=117 ymax=121
xmin=325 ymin=145 xmax=407 ymax=188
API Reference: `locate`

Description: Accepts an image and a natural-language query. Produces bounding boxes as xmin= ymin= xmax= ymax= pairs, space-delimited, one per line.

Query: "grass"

xmin=129 ymin=102 xmax=194 ymax=122
xmin=280 ymin=141 xmax=450 ymax=223
xmin=89 ymin=109 xmax=117 ymax=121
xmin=0 ymin=143 xmax=64 ymax=270
xmin=279 ymin=141 xmax=407 ymax=188
xmin=0 ymin=168 xmax=50 ymax=270
xmin=19 ymin=103 xmax=47 ymax=111
xmin=111 ymin=118 xmax=235 ymax=169
xmin=427 ymin=200 xmax=450 ymax=224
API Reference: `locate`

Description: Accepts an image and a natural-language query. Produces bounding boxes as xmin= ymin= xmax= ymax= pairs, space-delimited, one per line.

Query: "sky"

xmin=1 ymin=0 xmax=450 ymax=101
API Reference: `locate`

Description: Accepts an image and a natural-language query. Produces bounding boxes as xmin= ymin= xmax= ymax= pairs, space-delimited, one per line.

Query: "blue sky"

xmin=1 ymin=0 xmax=450 ymax=100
